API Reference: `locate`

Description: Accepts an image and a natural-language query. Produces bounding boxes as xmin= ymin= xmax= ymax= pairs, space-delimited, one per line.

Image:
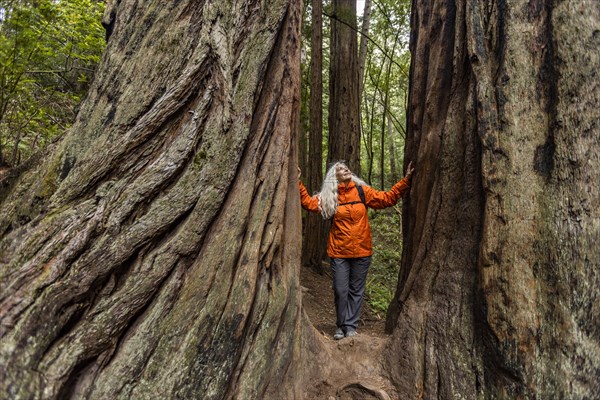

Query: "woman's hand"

xmin=405 ymin=161 xmax=415 ymax=180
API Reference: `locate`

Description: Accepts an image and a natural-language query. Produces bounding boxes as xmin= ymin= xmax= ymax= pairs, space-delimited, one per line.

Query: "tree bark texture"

xmin=0 ymin=1 xmax=304 ymax=399
xmin=386 ymin=0 xmax=599 ymax=398
xmin=328 ymin=0 xmax=361 ymax=173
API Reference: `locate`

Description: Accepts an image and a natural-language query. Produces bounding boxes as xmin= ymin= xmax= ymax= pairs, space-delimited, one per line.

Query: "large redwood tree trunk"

xmin=0 ymin=1 xmax=306 ymax=398
xmin=386 ymin=0 xmax=599 ymax=398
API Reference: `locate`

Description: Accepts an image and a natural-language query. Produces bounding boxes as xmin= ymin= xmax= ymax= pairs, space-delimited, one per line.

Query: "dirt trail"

xmin=301 ymin=264 xmax=388 ymax=339
xmin=301 ymin=265 xmax=396 ymax=399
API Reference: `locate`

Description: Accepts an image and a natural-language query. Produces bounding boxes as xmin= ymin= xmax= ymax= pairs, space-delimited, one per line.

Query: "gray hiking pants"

xmin=331 ymin=256 xmax=371 ymax=331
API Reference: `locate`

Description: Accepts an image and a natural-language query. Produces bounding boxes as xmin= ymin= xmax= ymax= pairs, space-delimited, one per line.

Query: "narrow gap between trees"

xmin=300 ymin=206 xmax=403 ymax=340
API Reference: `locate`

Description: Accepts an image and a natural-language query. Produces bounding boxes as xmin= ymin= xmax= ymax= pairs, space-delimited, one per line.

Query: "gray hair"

xmin=317 ymin=162 xmax=366 ymax=219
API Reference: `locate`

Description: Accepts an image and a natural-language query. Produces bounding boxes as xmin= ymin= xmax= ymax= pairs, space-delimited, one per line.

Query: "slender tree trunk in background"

xmin=299 ymin=21 xmax=311 ymax=177
xmin=358 ymin=0 xmax=372 ymax=100
xmin=11 ymin=131 xmax=21 ymax=166
xmin=361 ymin=83 xmax=374 ymax=185
xmin=0 ymin=1 xmax=306 ymax=398
xmin=379 ymin=91 xmax=387 ymax=189
xmin=380 ymin=33 xmax=400 ymax=189
xmin=385 ymin=0 xmax=599 ymax=398
xmin=387 ymin=114 xmax=398 ymax=182
xmin=302 ymin=0 xmax=327 ymax=273
xmin=367 ymin=65 xmax=383 ymax=184
xmin=298 ymin=109 xmax=308 ymax=175
xmin=357 ymin=0 xmax=372 ymax=170
xmin=328 ymin=0 xmax=360 ymax=173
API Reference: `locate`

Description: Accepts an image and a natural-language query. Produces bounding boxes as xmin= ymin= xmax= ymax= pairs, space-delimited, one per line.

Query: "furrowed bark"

xmin=0 ymin=1 xmax=304 ymax=398
xmin=385 ymin=0 xmax=599 ymax=398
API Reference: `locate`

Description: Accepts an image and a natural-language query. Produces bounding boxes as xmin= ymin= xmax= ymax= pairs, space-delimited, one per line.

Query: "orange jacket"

xmin=299 ymin=178 xmax=410 ymax=258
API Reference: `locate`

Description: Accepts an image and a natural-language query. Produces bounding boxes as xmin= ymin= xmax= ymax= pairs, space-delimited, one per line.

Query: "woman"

xmin=299 ymin=161 xmax=414 ymax=339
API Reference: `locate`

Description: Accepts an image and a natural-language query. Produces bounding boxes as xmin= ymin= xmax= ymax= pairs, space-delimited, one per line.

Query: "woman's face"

xmin=336 ymin=164 xmax=352 ymax=183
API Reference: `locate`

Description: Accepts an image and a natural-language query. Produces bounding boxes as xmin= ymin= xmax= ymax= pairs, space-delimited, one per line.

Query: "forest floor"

xmin=301 ymin=264 xmax=397 ymax=399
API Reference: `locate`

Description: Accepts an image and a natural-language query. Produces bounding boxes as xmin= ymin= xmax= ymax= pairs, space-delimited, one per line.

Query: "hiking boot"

xmin=345 ymin=329 xmax=357 ymax=338
xmin=333 ymin=328 xmax=345 ymax=340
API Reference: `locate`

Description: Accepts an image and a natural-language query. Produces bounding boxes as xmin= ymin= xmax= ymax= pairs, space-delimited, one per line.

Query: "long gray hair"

xmin=317 ymin=162 xmax=366 ymax=219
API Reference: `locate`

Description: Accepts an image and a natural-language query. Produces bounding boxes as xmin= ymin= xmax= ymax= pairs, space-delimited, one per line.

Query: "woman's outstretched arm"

xmin=298 ymin=168 xmax=321 ymax=213
xmin=364 ymin=162 xmax=414 ymax=209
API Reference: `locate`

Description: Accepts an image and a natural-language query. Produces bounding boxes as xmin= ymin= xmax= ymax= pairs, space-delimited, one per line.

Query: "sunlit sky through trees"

xmin=357 ymin=0 xmax=365 ymax=16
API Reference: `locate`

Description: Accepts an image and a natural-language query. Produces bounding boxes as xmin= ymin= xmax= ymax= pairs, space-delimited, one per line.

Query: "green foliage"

xmin=365 ymin=206 xmax=403 ymax=315
xmin=359 ymin=0 xmax=411 ymax=187
xmin=0 ymin=0 xmax=105 ymax=167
